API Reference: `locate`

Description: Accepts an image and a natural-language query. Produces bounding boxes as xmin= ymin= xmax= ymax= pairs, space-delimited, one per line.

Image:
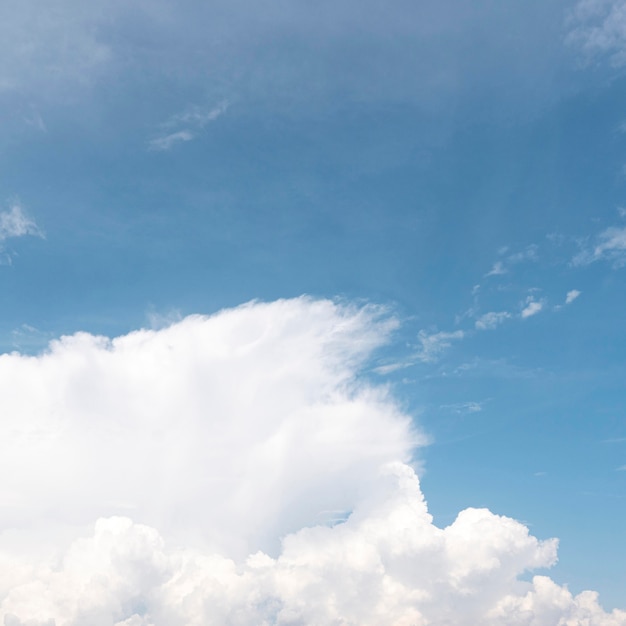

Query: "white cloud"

xmin=475 ymin=311 xmax=511 ymax=330
xmin=1 ymin=464 xmax=624 ymax=626
xmin=565 ymin=289 xmax=582 ymax=304
xmin=441 ymin=401 xmax=483 ymax=414
xmin=163 ymin=101 xmax=229 ymax=129
xmin=521 ymin=299 xmax=544 ymax=319
xmin=0 ymin=298 xmax=623 ymax=625
xmin=0 ymin=203 xmax=43 ymax=241
xmin=567 ymin=0 xmax=626 ymax=67
xmin=0 ymin=298 xmax=417 ymax=558
xmin=573 ymin=225 xmax=626 ymax=267
xmin=485 ymin=261 xmax=507 ymax=277
xmin=484 ymin=245 xmax=539 ymax=279
xmin=147 ymin=130 xmax=195 ymax=152
xmin=415 ymin=329 xmax=464 ymax=362
xmin=507 ymin=244 xmax=539 ymax=264
xmin=149 ymin=102 xmax=229 ymax=151
xmin=0 ymin=1 xmax=112 ymax=96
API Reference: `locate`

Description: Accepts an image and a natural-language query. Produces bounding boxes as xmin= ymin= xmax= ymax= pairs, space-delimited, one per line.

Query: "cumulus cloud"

xmin=1 ymin=465 xmax=624 ymax=626
xmin=475 ymin=311 xmax=511 ymax=330
xmin=0 ymin=298 xmax=416 ymax=557
xmin=0 ymin=297 xmax=623 ymax=625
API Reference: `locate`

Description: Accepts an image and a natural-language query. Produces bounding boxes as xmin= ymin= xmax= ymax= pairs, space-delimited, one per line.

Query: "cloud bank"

xmin=0 ymin=298 xmax=623 ymax=625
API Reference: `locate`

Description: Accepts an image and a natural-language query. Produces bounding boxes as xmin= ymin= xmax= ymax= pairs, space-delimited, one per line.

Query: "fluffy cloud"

xmin=1 ymin=465 xmax=624 ymax=626
xmin=0 ymin=298 xmax=416 ymax=557
xmin=0 ymin=298 xmax=623 ymax=625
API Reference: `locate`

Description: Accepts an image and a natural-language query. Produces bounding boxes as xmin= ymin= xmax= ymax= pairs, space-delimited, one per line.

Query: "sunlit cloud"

xmin=0 ymin=298 xmax=622 ymax=624
xmin=521 ymin=298 xmax=544 ymax=319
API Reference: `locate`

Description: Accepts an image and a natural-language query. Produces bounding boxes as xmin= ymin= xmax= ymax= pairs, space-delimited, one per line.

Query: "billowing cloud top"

xmin=0 ymin=298 xmax=624 ymax=625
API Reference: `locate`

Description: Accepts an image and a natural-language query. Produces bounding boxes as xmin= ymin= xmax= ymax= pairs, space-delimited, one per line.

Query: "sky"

xmin=1 ymin=0 xmax=626 ymax=623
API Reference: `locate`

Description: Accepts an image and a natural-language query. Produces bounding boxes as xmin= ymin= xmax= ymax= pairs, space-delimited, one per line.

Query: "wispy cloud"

xmin=565 ymin=289 xmax=581 ymax=304
xmin=148 ymin=130 xmax=195 ymax=152
xmin=0 ymin=203 xmax=43 ymax=241
xmin=507 ymin=243 xmax=539 ymax=264
xmin=149 ymin=101 xmax=229 ymax=152
xmin=162 ymin=101 xmax=229 ymax=128
xmin=475 ymin=311 xmax=511 ymax=330
xmin=440 ymin=401 xmax=483 ymax=414
xmin=521 ymin=298 xmax=544 ymax=319
xmin=484 ymin=244 xmax=539 ymax=278
xmin=0 ymin=202 xmax=44 ymax=262
xmin=415 ymin=329 xmax=464 ymax=362
xmin=572 ymin=225 xmax=626 ymax=267
xmin=567 ymin=0 xmax=626 ymax=67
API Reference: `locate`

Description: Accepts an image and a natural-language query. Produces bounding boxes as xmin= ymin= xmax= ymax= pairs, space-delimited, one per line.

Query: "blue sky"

xmin=1 ymin=0 xmax=626 ymax=621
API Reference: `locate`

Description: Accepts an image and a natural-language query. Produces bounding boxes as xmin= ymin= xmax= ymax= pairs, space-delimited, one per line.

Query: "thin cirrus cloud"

xmin=148 ymin=102 xmax=229 ymax=152
xmin=475 ymin=311 xmax=511 ymax=330
xmin=0 ymin=297 xmax=624 ymax=625
xmin=566 ymin=0 xmax=626 ymax=66
xmin=484 ymin=245 xmax=539 ymax=278
xmin=521 ymin=298 xmax=544 ymax=319
xmin=415 ymin=329 xmax=465 ymax=362
xmin=440 ymin=400 xmax=484 ymax=413
xmin=565 ymin=289 xmax=581 ymax=304
xmin=0 ymin=203 xmax=43 ymax=242
xmin=572 ymin=225 xmax=626 ymax=268
xmin=0 ymin=202 xmax=44 ymax=264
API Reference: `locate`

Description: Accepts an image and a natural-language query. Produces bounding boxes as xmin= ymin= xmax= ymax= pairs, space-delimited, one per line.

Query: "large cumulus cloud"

xmin=0 ymin=297 xmax=624 ymax=625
